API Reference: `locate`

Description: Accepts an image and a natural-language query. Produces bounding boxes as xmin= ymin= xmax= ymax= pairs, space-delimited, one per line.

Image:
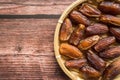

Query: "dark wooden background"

xmin=0 ymin=0 xmax=75 ymax=80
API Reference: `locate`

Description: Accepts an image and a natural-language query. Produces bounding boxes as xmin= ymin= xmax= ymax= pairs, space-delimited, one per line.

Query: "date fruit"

xmin=99 ymin=46 xmax=120 ymax=59
xmin=60 ymin=18 xmax=73 ymax=41
xmin=69 ymin=24 xmax=85 ymax=45
xmin=87 ymin=50 xmax=106 ymax=72
xmin=99 ymin=1 xmax=120 ymax=15
xmin=70 ymin=10 xmax=91 ymax=26
xmin=65 ymin=59 xmax=87 ymax=69
xmin=86 ymin=23 xmax=108 ymax=35
xmin=94 ymin=37 xmax=116 ymax=52
xmin=110 ymin=27 xmax=120 ymax=41
xmin=78 ymin=35 xmax=100 ymax=50
xmin=80 ymin=65 xmax=101 ymax=80
xmin=100 ymin=15 xmax=120 ymax=26
xmin=102 ymin=59 xmax=120 ymax=80
xmin=59 ymin=43 xmax=83 ymax=59
xmin=79 ymin=3 xmax=101 ymax=17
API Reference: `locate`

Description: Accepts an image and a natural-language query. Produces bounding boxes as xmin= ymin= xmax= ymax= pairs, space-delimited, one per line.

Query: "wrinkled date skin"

xmin=79 ymin=3 xmax=101 ymax=17
xmin=70 ymin=10 xmax=91 ymax=26
xmin=65 ymin=59 xmax=87 ymax=69
xmin=86 ymin=23 xmax=108 ymax=35
xmin=98 ymin=1 xmax=120 ymax=15
xmin=100 ymin=15 xmax=120 ymax=26
xmin=102 ymin=59 xmax=120 ymax=80
xmin=110 ymin=27 xmax=120 ymax=41
xmin=80 ymin=65 xmax=101 ymax=80
xmin=69 ymin=24 xmax=85 ymax=45
xmin=100 ymin=46 xmax=120 ymax=59
xmin=87 ymin=50 xmax=106 ymax=72
xmin=59 ymin=43 xmax=83 ymax=59
xmin=78 ymin=35 xmax=100 ymax=50
xmin=60 ymin=18 xmax=73 ymax=41
xmin=94 ymin=37 xmax=116 ymax=52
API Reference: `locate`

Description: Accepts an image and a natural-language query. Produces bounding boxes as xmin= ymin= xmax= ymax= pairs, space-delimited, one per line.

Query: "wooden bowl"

xmin=54 ymin=0 xmax=86 ymax=80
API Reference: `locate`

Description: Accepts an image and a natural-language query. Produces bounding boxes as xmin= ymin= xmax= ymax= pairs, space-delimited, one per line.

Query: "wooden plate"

xmin=54 ymin=0 xmax=86 ymax=80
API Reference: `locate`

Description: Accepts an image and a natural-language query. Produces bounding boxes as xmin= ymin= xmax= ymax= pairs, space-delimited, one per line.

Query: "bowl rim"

xmin=54 ymin=0 xmax=87 ymax=80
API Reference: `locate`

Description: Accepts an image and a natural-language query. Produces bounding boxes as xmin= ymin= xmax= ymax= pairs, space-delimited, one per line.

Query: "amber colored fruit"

xmin=79 ymin=3 xmax=101 ymax=17
xmin=69 ymin=24 xmax=85 ymax=45
xmin=78 ymin=35 xmax=100 ymax=50
xmin=60 ymin=18 xmax=73 ymax=41
xmin=70 ymin=10 xmax=91 ymax=26
xmin=59 ymin=43 xmax=83 ymax=59
xmin=80 ymin=65 xmax=101 ymax=80
xmin=100 ymin=15 xmax=120 ymax=26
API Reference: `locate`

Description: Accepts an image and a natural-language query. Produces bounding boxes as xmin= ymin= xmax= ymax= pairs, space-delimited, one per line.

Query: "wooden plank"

xmin=0 ymin=19 xmax=56 ymax=55
xmin=0 ymin=0 xmax=75 ymax=15
xmin=0 ymin=19 xmax=69 ymax=80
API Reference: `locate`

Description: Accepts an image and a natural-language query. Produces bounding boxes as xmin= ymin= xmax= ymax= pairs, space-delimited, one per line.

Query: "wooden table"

xmin=0 ymin=0 xmax=75 ymax=80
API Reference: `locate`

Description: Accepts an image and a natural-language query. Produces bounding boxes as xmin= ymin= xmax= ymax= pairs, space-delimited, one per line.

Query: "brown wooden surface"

xmin=0 ymin=0 xmax=74 ymax=15
xmin=0 ymin=0 xmax=75 ymax=80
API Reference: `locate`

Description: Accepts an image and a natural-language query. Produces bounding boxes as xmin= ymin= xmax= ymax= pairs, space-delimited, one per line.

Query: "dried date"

xmin=86 ymin=23 xmax=108 ymax=35
xmin=87 ymin=50 xmax=106 ymax=72
xmin=80 ymin=65 xmax=101 ymax=80
xmin=98 ymin=1 xmax=120 ymax=15
xmin=78 ymin=35 xmax=100 ymax=50
xmin=79 ymin=3 xmax=101 ymax=17
xmin=70 ymin=10 xmax=91 ymax=26
xmin=59 ymin=43 xmax=83 ymax=59
xmin=102 ymin=59 xmax=120 ymax=80
xmin=110 ymin=27 xmax=120 ymax=41
xmin=60 ymin=18 xmax=73 ymax=41
xmin=94 ymin=37 xmax=116 ymax=52
xmin=99 ymin=46 xmax=120 ymax=59
xmin=65 ymin=59 xmax=87 ymax=69
xmin=69 ymin=24 xmax=85 ymax=45
xmin=100 ymin=15 xmax=120 ymax=26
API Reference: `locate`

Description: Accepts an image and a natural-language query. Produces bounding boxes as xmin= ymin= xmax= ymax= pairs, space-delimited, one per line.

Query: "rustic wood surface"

xmin=0 ymin=0 xmax=75 ymax=80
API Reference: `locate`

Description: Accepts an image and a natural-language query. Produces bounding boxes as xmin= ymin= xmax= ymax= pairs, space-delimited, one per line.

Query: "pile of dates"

xmin=59 ymin=0 xmax=120 ymax=80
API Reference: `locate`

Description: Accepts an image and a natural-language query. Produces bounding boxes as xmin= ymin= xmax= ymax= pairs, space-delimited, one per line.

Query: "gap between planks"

xmin=0 ymin=14 xmax=61 ymax=19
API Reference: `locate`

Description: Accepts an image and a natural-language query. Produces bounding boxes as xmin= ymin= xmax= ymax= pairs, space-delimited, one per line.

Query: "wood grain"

xmin=0 ymin=19 xmax=70 ymax=80
xmin=0 ymin=0 xmax=76 ymax=79
xmin=0 ymin=0 xmax=75 ymax=15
